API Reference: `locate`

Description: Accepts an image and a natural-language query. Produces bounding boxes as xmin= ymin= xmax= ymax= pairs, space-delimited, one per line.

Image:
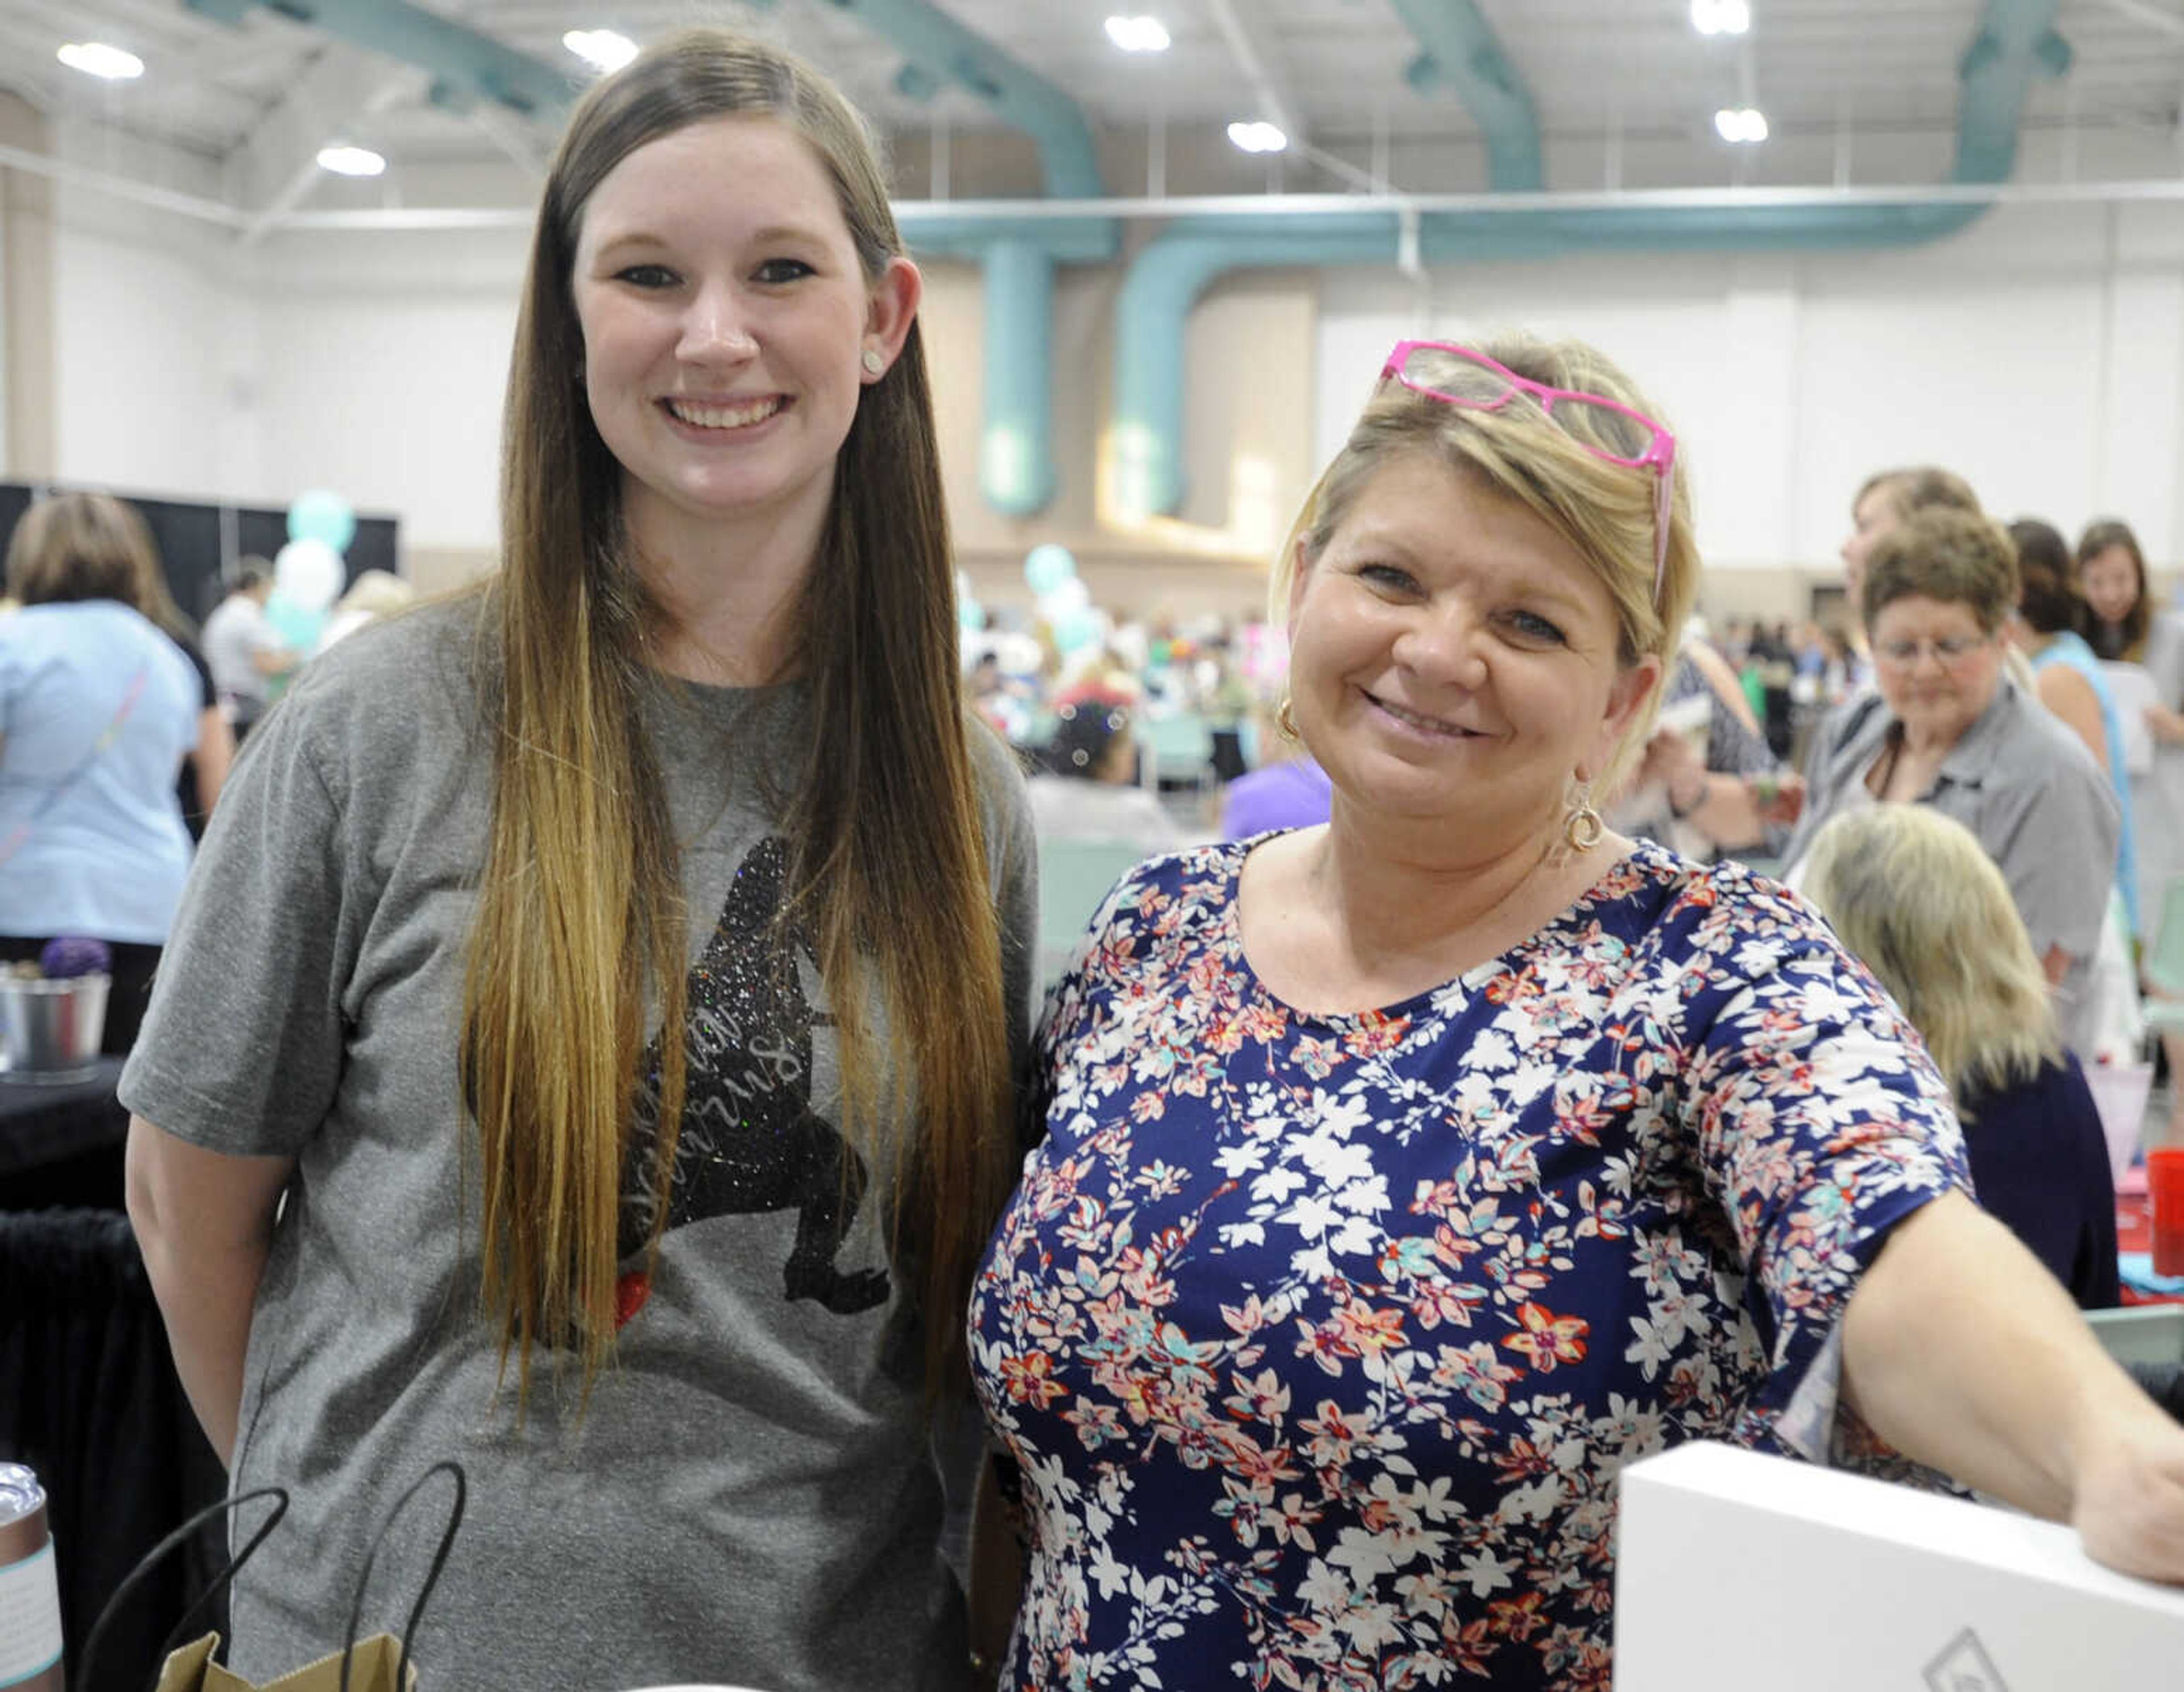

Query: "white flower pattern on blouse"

xmin=970 ymin=837 xmax=1969 ymax=1691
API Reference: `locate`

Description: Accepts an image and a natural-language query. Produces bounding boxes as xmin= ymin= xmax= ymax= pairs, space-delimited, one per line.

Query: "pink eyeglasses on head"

xmin=1378 ymin=339 xmax=1678 ymax=602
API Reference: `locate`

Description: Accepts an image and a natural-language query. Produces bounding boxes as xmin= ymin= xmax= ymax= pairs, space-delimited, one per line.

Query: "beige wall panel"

xmin=0 ymin=93 xmax=54 ymax=479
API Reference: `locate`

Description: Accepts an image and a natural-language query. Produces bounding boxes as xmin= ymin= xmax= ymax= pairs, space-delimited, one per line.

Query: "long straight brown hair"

xmin=464 ymin=30 xmax=1015 ymax=1405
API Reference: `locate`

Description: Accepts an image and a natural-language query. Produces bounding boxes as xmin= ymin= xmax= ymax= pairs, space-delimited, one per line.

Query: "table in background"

xmin=0 ymin=1057 xmax=127 ymax=1209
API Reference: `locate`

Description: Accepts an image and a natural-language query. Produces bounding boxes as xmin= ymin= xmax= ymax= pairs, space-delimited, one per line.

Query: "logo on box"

xmin=1924 ymin=1627 xmax=2009 ymax=1691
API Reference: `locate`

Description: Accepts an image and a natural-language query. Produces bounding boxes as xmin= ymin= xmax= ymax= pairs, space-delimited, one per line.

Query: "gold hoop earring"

xmin=1275 ymin=696 xmax=1299 ymax=741
xmin=1562 ymin=796 xmax=1604 ymax=854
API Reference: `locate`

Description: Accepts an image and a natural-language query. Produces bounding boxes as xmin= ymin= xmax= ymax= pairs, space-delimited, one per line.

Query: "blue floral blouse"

xmin=969 ymin=836 xmax=1970 ymax=1690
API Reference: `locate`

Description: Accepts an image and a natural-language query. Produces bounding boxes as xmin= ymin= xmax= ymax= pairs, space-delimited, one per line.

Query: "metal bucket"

xmin=0 ymin=1463 xmax=64 ymax=1690
xmin=0 ymin=973 xmax=109 ymax=1082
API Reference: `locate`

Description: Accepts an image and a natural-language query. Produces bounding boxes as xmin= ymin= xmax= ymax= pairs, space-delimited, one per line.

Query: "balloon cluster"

xmin=1024 ymin=544 xmax=1103 ymax=657
xmin=266 ymin=489 xmax=356 ymax=652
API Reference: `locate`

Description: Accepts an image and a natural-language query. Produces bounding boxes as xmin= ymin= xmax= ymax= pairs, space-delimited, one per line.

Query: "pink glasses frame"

xmin=1379 ymin=338 xmax=1678 ymax=601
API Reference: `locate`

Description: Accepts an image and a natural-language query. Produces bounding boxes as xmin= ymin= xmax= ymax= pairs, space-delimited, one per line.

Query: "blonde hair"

xmin=1801 ymin=805 xmax=2059 ymax=1111
xmin=1269 ymin=332 xmax=1697 ymax=796
xmin=466 ymin=28 xmax=1012 ymax=1405
xmin=334 ymin=568 xmax=416 ymax=620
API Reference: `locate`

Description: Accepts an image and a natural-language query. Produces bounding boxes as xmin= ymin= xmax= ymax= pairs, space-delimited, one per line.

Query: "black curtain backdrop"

xmin=0 ymin=1209 xmax=229 ymax=1692
xmin=0 ymin=483 xmax=398 ymax=627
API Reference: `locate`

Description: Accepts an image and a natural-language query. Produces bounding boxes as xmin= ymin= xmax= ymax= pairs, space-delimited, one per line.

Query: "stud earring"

xmin=861 ymin=348 xmax=886 ymax=376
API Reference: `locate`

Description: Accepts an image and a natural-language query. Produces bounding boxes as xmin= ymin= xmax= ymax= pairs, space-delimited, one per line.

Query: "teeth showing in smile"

xmin=1375 ymin=696 xmax=1467 ymax=736
xmin=665 ymin=395 xmax=784 ymax=430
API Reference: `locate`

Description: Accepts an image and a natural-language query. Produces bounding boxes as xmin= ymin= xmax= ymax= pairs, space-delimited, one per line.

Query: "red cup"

xmin=2150 ymin=1148 xmax=2184 ymax=1279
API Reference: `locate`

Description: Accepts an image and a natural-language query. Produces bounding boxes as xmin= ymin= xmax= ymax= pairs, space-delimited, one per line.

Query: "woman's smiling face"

xmin=570 ymin=114 xmax=915 ymax=547
xmin=1285 ymin=450 xmax=1658 ymax=847
xmin=2082 ymin=544 xmax=2142 ymax=631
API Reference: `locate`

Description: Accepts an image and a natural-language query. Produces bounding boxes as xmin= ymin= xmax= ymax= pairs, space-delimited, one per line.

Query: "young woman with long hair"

xmin=121 ymin=30 xmax=1031 ymax=1691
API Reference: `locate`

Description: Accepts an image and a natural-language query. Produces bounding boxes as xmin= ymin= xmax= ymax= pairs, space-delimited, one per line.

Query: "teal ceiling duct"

xmin=1114 ymin=0 xmax=2067 ymax=519
xmin=1384 ymin=0 xmax=1544 ymax=192
xmin=812 ymin=0 xmax=1102 ymax=199
xmin=181 ymin=0 xmax=576 ymax=118
xmin=819 ymin=0 xmax=1115 ymax=516
xmin=1954 ymin=0 xmax=2070 ymax=182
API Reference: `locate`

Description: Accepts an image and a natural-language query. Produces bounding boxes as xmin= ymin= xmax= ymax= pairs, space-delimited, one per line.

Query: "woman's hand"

xmin=2070 ymin=1400 xmax=2184 ymax=1582
xmin=1745 ymin=768 xmax=1805 ymax=826
xmin=2146 ymin=702 xmax=2184 ymax=747
xmin=1640 ymin=726 xmax=1707 ymax=811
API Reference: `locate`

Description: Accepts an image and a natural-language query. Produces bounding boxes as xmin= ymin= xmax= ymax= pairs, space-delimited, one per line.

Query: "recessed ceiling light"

xmin=1692 ymin=0 xmax=1752 ymax=36
xmin=563 ymin=28 xmax=639 ymax=73
xmin=1227 ymin=120 xmax=1289 ymax=155
xmin=1714 ymin=106 xmax=1769 ymax=143
xmin=1104 ymin=15 xmax=1170 ymax=53
xmin=317 ymin=144 xmax=387 ymax=177
xmin=57 ymin=42 xmax=144 ymax=80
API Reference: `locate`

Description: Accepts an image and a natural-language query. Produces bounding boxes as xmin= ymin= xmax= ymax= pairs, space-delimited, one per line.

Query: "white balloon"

xmin=274 ymin=537 xmax=343 ymax=614
xmin=1040 ymin=576 xmax=1091 ymax=617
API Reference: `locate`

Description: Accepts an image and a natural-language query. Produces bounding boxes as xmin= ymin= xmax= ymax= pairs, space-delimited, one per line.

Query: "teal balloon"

xmin=287 ymin=489 xmax=357 ymax=555
xmin=1052 ymin=606 xmax=1101 ymax=655
xmin=263 ymin=593 xmax=327 ymax=657
xmin=1024 ymin=543 xmax=1076 ymax=598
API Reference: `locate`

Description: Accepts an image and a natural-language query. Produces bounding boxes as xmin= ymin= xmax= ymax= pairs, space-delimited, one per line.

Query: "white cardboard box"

xmin=1614 ymin=1442 xmax=2184 ymax=1690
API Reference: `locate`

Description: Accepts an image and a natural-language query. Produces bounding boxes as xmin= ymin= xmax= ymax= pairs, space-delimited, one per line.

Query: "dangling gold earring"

xmin=1562 ymin=782 xmax=1604 ymax=854
xmin=1275 ymin=696 xmax=1299 ymax=741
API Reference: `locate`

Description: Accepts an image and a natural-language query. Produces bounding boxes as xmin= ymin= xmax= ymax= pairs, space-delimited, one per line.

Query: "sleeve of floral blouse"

xmin=1680 ymin=899 xmax=1974 ymax=1432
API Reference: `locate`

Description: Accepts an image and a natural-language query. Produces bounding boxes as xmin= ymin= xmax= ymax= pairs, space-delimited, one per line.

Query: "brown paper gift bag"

xmin=150 ymin=1632 xmax=416 ymax=1692
xmin=83 ymin=1463 xmax=464 ymax=1692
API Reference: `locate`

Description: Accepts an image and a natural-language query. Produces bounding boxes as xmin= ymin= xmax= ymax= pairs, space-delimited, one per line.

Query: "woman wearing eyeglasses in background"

xmin=1780 ymin=507 xmax=2120 ymax=1064
xmin=1835 ymin=465 xmax=1981 ymax=689
xmin=966 ymin=336 xmax=2184 ymax=1691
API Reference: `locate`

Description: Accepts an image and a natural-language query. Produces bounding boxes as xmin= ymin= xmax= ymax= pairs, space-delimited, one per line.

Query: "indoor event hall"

xmin=6 ymin=2 xmax=2184 ymax=1689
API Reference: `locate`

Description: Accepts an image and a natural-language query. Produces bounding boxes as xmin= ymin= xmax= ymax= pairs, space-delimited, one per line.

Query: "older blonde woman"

xmin=968 ymin=336 xmax=2184 ymax=1690
xmin=1804 ymin=804 xmax=2117 ymax=1309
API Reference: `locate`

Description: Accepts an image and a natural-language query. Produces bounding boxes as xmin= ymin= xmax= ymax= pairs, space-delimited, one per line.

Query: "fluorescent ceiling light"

xmin=1714 ymin=106 xmax=1769 ymax=143
xmin=317 ymin=144 xmax=387 ymax=177
xmin=57 ymin=42 xmax=144 ymax=80
xmin=1691 ymin=0 xmax=1752 ymax=35
xmin=1104 ymin=15 xmax=1170 ymax=53
xmin=564 ymin=28 xmax=639 ymax=73
xmin=1227 ymin=120 xmax=1289 ymax=155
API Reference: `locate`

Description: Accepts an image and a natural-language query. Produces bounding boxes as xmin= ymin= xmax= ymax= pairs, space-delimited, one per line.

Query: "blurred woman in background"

xmin=2081 ymin=519 xmax=2177 ymax=670
xmin=1805 ymin=804 xmax=2118 ymax=1309
xmin=1784 ymin=506 xmax=2120 ymax=1061
xmin=1025 ymin=692 xmax=1181 ymax=857
xmin=0 ymin=491 xmax=201 ymax=1051
xmin=2011 ymin=518 xmax=2137 ymax=942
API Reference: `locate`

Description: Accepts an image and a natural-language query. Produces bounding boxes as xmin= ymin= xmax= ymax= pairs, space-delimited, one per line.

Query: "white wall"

xmin=53 ymin=219 xmax=235 ymax=496
xmin=250 ymin=278 xmax=519 ymax=549
xmin=52 ymin=198 xmax=524 ymax=551
xmin=1316 ymin=200 xmax=2184 ymax=576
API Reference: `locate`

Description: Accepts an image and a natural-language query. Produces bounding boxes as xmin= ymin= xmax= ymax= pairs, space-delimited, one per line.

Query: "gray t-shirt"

xmin=1781 ymin=676 xmax=2120 ymax=1058
xmin=119 ymin=597 xmax=1037 ymax=1692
